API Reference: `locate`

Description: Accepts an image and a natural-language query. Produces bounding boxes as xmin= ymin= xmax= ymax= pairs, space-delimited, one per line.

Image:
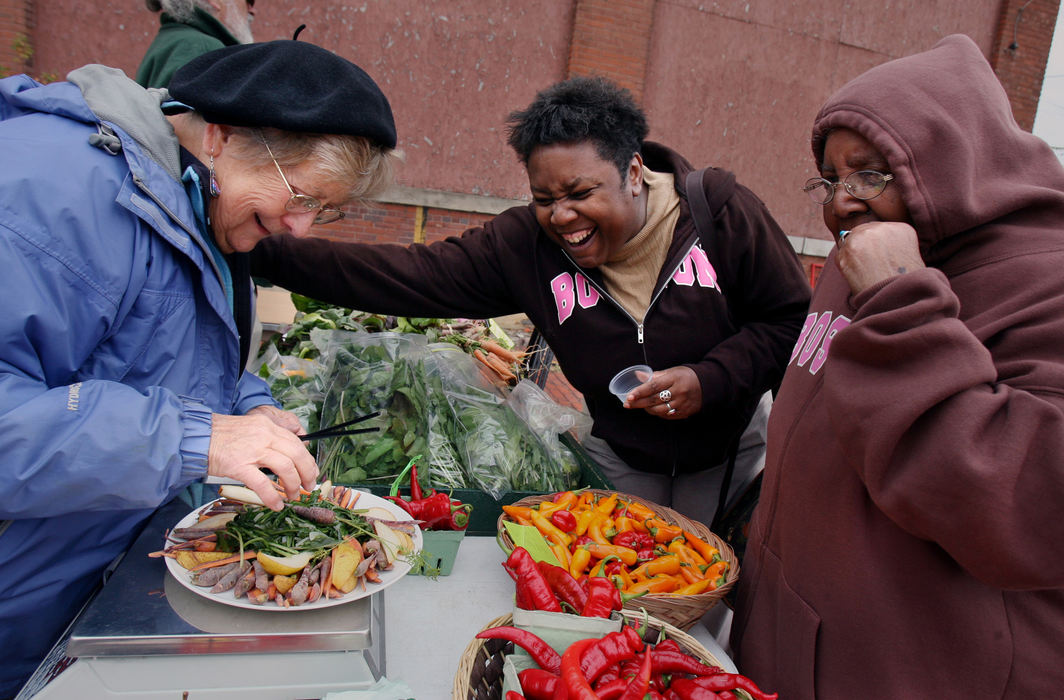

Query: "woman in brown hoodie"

xmin=731 ymin=34 xmax=1064 ymax=698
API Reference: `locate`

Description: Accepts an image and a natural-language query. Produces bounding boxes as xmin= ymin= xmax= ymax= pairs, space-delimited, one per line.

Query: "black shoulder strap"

xmin=685 ymin=167 xmax=741 ymax=529
xmin=684 ymin=167 xmax=735 ymax=237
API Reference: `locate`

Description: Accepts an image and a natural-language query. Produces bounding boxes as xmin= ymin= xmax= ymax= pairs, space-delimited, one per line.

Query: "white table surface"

xmin=383 ymin=534 xmax=736 ymax=700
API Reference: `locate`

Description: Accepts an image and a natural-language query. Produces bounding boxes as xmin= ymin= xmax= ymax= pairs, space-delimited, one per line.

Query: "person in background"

xmin=0 ymin=40 xmax=398 ymax=697
xmin=731 ymin=34 xmax=1064 ymax=698
xmin=250 ymin=76 xmax=811 ymax=528
xmin=136 ymin=0 xmax=256 ymax=88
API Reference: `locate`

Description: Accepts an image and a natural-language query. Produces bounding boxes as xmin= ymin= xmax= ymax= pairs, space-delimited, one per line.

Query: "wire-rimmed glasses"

xmin=803 ymin=170 xmax=895 ymax=205
xmin=258 ymin=132 xmax=345 ymax=225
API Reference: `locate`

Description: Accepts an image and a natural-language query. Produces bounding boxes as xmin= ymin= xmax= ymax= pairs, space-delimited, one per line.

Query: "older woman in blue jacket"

xmin=0 ymin=41 xmax=398 ymax=696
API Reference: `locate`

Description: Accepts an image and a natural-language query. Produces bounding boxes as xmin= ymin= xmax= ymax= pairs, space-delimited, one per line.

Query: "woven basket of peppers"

xmin=496 ymin=489 xmax=738 ymax=630
xmin=452 ymin=607 xmax=775 ymax=700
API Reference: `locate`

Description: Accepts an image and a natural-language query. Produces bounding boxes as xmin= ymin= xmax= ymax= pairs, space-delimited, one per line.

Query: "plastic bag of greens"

xmin=419 ymin=343 xmax=483 ymax=490
xmin=314 ymin=331 xmax=431 ymax=486
xmin=256 ymin=344 xmax=326 ymax=433
xmin=446 ymin=381 xmax=583 ymax=500
xmin=505 ymin=380 xmax=591 ymax=487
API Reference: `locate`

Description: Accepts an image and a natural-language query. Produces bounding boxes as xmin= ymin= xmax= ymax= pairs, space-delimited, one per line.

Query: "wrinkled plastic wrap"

xmin=259 ymin=329 xmax=586 ymax=499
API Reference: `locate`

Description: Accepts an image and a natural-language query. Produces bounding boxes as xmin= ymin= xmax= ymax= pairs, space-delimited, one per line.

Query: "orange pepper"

xmin=616 ymin=499 xmax=656 ymax=522
xmin=584 ymin=543 xmax=638 ymax=566
xmin=668 ymin=540 xmax=707 ymax=579
xmin=613 ymin=516 xmax=636 ymax=534
xmin=586 ymin=513 xmax=613 ymax=545
xmin=577 ymin=491 xmax=596 ymax=508
xmin=674 ymin=578 xmax=715 ymax=596
xmin=682 ymin=530 xmax=720 ymax=562
xmin=571 ymin=508 xmax=596 ymax=536
xmin=594 ymin=492 xmax=619 ymax=515
xmin=535 ymin=500 xmax=567 ymax=516
xmin=631 ymin=554 xmax=681 ymax=579
xmin=705 ymin=560 xmax=729 ymax=581
xmin=645 ymin=518 xmax=684 ymax=544
xmin=672 ymin=537 xmax=708 ymax=566
xmin=624 ymin=574 xmax=682 ymax=595
xmin=502 ymin=505 xmax=534 ymax=521
xmin=552 ymin=491 xmax=578 ymax=509
xmin=531 ymin=510 xmax=572 ymax=547
xmin=550 ymin=543 xmax=572 ymax=569
xmin=569 ymin=546 xmax=592 ymax=579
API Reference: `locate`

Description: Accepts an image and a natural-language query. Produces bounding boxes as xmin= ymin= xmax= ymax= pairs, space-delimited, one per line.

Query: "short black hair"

xmin=506 ymin=76 xmax=648 ymax=178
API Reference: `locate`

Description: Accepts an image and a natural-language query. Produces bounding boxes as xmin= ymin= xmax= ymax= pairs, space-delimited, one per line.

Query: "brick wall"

xmin=314 ymin=201 xmax=497 ymax=246
xmin=567 ymin=0 xmax=655 ymax=101
xmin=990 ymin=0 xmax=1061 ymax=130
xmin=0 ymin=0 xmax=32 ymax=77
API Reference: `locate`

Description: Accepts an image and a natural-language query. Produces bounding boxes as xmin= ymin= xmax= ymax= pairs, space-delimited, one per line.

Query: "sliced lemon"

xmin=257 ymin=551 xmax=313 ymax=576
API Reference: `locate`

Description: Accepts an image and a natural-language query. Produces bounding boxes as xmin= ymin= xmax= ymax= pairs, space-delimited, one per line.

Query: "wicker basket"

xmin=496 ymin=489 xmax=739 ymax=630
xmin=453 ymin=609 xmax=741 ymax=700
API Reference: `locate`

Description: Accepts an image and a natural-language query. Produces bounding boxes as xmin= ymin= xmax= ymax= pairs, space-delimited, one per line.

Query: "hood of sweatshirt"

xmin=810 ymin=34 xmax=1064 ymax=266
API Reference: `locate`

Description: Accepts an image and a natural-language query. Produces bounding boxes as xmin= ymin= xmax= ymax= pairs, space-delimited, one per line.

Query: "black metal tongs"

xmin=299 ymin=410 xmax=382 ymax=441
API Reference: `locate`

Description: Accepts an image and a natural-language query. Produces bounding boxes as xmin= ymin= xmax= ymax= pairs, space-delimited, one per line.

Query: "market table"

xmin=386 ymin=534 xmax=737 ymax=699
xmin=18 ymin=497 xmax=737 ymax=700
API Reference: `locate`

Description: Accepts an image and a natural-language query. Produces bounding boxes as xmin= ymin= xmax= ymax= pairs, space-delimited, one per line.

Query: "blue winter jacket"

xmin=0 ymin=66 xmax=276 ymax=695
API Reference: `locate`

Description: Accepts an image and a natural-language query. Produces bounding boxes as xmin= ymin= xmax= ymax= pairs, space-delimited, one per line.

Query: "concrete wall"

xmin=2 ymin=0 xmax=1060 ymax=271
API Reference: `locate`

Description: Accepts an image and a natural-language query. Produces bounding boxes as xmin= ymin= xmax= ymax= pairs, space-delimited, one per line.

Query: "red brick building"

xmin=1 ymin=0 xmax=1059 ymax=282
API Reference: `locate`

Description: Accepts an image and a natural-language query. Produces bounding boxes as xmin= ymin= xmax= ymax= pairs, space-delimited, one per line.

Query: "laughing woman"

xmin=251 ymin=76 xmax=811 ymax=527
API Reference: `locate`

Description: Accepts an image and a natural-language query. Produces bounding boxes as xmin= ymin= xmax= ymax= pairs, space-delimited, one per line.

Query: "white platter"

xmin=164 ymin=490 xmax=421 ymax=611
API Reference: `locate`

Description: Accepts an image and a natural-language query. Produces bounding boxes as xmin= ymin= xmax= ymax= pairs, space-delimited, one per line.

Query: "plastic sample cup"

xmin=608 ymin=364 xmax=653 ymax=403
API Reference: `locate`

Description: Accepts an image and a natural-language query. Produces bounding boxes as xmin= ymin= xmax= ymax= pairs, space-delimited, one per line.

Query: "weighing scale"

xmin=17 ymin=499 xmax=385 ymax=700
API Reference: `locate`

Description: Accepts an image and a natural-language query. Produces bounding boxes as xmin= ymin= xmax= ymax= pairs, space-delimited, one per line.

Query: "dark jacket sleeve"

xmin=248 ymin=206 xmax=537 ymax=320
xmin=687 ymin=182 xmax=812 ymax=414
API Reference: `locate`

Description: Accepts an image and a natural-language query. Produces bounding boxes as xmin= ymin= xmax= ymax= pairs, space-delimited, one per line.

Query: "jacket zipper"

xmin=561 ymin=239 xmax=701 ymax=352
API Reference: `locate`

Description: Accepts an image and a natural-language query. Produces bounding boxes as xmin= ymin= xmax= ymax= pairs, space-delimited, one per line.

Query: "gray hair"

xmin=145 ymin=0 xmax=207 ymax=23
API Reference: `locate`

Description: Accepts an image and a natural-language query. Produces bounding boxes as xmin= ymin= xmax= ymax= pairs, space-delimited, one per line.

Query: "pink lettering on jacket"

xmin=551 ymin=272 xmax=601 ymax=324
xmin=791 ymin=311 xmax=851 ymax=375
xmin=673 ymin=245 xmax=719 ymax=290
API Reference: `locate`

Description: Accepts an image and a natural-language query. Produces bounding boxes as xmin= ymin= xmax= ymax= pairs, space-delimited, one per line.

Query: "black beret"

xmin=168 ymin=40 xmax=396 ymax=149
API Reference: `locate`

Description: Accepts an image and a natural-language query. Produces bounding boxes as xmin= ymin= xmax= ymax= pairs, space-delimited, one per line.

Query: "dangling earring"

xmin=208 ymin=153 xmax=221 ymax=198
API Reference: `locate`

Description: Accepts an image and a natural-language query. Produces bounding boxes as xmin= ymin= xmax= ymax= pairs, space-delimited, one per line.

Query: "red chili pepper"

xmin=537 ymin=561 xmax=589 ymax=612
xmin=518 ymin=668 xmax=558 ymax=700
xmin=677 ymin=675 xmax=778 ymax=700
xmin=409 ymin=461 xmax=423 ymax=501
xmin=646 ymin=693 xmax=666 ymax=700
xmin=580 ymin=630 xmax=637 ymax=682
xmin=572 ymin=534 xmax=594 ymax=549
xmin=550 ymin=509 xmax=578 ymax=532
xmin=406 ymin=491 xmax=471 ymax=530
xmin=668 ymin=679 xmax=719 ymax=700
xmin=636 ymin=546 xmax=656 ymax=561
xmin=654 ymin=638 xmax=683 ymax=654
xmin=592 ymin=677 xmax=628 ymax=700
xmin=506 ymin=692 xmax=527 ymax=700
xmin=505 ymin=547 xmax=562 ymax=613
xmin=617 ymin=649 xmax=652 ymax=700
xmin=475 ymin=626 xmax=561 ymax=675
xmin=611 ymin=530 xmax=653 ymax=550
xmin=581 ymin=576 xmax=621 ymax=617
xmin=664 ymin=690 xmax=683 ymax=700
xmin=593 ymin=663 xmax=621 ymax=687
xmin=650 ymin=648 xmax=722 ymax=677
xmin=560 ymin=638 xmax=599 ymax=700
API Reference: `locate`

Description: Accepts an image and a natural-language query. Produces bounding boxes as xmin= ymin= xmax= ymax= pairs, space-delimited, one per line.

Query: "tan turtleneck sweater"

xmin=600 ymin=167 xmax=681 ymax=322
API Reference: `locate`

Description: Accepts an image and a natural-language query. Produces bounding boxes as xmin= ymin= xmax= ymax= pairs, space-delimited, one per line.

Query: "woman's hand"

xmin=246 ymin=404 xmax=305 ymax=435
xmin=836 ymin=221 xmax=925 ymax=295
xmin=207 ymin=411 xmax=319 ymax=510
xmin=624 ymin=366 xmax=701 ymax=420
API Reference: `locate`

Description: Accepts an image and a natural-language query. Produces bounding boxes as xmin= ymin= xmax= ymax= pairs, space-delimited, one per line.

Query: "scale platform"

xmin=18 ymin=499 xmax=385 ymax=699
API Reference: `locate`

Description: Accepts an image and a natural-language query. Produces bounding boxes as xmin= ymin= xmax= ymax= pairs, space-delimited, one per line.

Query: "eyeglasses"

xmin=258 ymin=133 xmax=345 ymax=225
xmin=802 ymin=170 xmax=895 ymax=205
